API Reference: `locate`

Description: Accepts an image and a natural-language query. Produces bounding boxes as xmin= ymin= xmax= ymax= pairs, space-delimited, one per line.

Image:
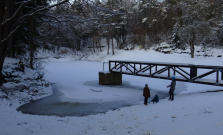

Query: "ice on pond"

xmin=17 ymin=83 xmax=168 ymax=117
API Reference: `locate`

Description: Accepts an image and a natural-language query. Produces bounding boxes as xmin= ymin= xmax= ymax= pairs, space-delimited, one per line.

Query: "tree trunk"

xmin=0 ymin=45 xmax=6 ymax=85
xmin=29 ymin=17 xmax=35 ymax=69
xmin=112 ymin=36 xmax=114 ymax=55
xmin=115 ymin=36 xmax=120 ymax=49
xmin=76 ymin=39 xmax=81 ymax=51
xmin=97 ymin=38 xmax=102 ymax=51
xmin=30 ymin=45 xmax=34 ymax=69
xmin=190 ymin=27 xmax=195 ymax=58
xmin=0 ymin=35 xmax=8 ymax=85
xmin=190 ymin=43 xmax=195 ymax=58
xmin=107 ymin=36 xmax=110 ymax=54
xmin=0 ymin=0 xmax=11 ymax=85
xmin=7 ymin=0 xmax=16 ymax=58
xmin=0 ymin=8 xmax=3 ymax=85
xmin=8 ymin=38 xmax=16 ymax=58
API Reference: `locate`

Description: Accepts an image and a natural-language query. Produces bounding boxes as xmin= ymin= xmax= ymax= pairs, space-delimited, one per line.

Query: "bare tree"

xmin=0 ymin=0 xmax=68 ymax=85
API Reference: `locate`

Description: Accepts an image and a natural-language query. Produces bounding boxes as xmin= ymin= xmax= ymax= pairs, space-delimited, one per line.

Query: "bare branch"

xmin=1 ymin=0 xmax=68 ymax=45
xmin=1 ymin=1 xmax=31 ymax=26
xmin=1 ymin=25 xmax=21 ymax=44
xmin=27 ymin=0 xmax=69 ymax=17
xmin=17 ymin=0 xmax=68 ymax=23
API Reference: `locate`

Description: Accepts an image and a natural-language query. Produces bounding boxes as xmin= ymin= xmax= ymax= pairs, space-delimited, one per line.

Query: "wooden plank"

xmin=122 ymin=64 xmax=134 ymax=74
xmin=171 ymin=67 xmax=189 ymax=80
xmin=151 ymin=66 xmax=169 ymax=76
xmin=128 ymin=64 xmax=136 ymax=72
xmin=111 ymin=63 xmax=120 ymax=71
xmin=192 ymin=70 xmax=216 ymax=81
xmin=177 ymin=67 xmax=190 ymax=76
xmin=136 ymin=65 xmax=150 ymax=74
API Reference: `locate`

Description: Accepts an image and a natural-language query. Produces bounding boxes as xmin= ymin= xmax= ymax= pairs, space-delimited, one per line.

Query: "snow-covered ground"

xmin=1 ymin=47 xmax=223 ymax=135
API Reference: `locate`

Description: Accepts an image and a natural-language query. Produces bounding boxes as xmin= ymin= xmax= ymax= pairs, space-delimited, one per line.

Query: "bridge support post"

xmin=190 ymin=67 xmax=197 ymax=79
xmin=99 ymin=72 xmax=122 ymax=85
xmin=221 ymin=69 xmax=223 ymax=80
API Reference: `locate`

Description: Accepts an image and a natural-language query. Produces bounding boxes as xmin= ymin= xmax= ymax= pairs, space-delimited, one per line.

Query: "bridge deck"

xmin=108 ymin=60 xmax=223 ymax=86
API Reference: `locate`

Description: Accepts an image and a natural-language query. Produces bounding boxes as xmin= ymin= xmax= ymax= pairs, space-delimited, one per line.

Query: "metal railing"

xmin=108 ymin=60 xmax=223 ymax=86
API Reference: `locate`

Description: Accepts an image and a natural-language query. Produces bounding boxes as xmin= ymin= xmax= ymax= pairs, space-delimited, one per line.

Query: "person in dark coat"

xmin=143 ymin=84 xmax=150 ymax=105
xmin=167 ymin=76 xmax=176 ymax=100
xmin=151 ymin=94 xmax=159 ymax=103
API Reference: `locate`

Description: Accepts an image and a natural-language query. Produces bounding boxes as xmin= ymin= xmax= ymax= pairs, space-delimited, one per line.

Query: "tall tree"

xmin=0 ymin=0 xmax=68 ymax=85
xmin=178 ymin=0 xmax=219 ymax=58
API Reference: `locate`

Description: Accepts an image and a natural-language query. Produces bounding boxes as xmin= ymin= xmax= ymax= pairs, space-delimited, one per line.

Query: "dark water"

xmin=17 ymin=83 xmax=168 ymax=117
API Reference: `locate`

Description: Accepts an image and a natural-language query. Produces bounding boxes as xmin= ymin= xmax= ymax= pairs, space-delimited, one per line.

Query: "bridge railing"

xmin=108 ymin=60 xmax=223 ymax=86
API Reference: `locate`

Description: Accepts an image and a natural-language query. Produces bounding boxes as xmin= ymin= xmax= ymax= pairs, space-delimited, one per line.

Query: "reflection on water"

xmin=17 ymin=83 xmax=168 ymax=117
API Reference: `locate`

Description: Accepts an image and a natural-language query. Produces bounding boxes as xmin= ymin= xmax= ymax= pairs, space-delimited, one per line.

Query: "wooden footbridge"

xmin=101 ymin=60 xmax=223 ymax=86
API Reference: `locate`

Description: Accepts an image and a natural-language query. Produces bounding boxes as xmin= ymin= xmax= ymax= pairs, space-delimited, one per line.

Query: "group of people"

xmin=143 ymin=76 xmax=176 ymax=105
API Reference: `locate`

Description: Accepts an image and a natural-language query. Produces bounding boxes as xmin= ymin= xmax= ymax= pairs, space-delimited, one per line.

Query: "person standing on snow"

xmin=143 ymin=84 xmax=150 ymax=105
xmin=167 ymin=76 xmax=176 ymax=101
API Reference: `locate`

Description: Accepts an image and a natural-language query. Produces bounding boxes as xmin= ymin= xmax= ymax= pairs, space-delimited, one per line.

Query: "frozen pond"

xmin=17 ymin=83 xmax=168 ymax=117
xmin=17 ymin=61 xmax=170 ymax=117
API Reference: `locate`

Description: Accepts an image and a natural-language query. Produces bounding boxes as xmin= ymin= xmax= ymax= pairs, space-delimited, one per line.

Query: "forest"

xmin=0 ymin=0 xmax=223 ymax=85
